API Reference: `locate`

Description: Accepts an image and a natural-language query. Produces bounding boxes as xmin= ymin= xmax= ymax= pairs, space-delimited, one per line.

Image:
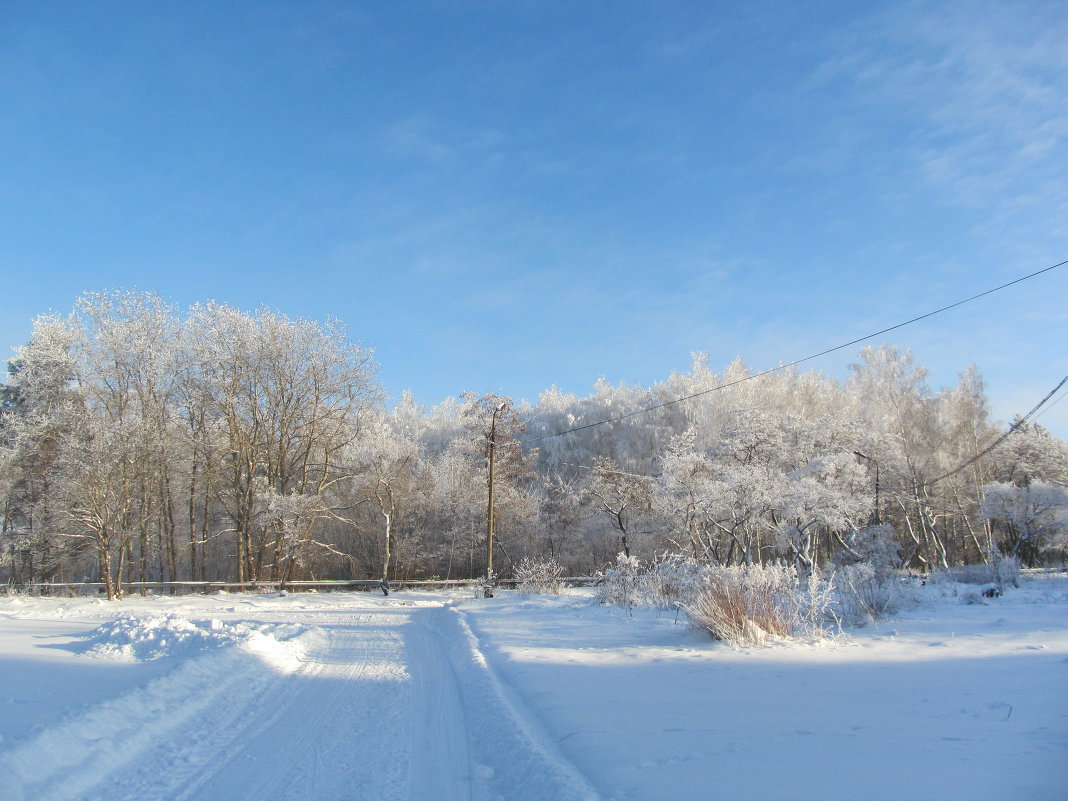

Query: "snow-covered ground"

xmin=1 ymin=574 xmax=1065 ymax=801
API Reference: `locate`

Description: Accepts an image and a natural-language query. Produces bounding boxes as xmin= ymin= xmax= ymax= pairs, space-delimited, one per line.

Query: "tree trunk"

xmin=99 ymin=538 xmax=116 ymax=601
xmin=381 ymin=507 xmax=393 ymax=596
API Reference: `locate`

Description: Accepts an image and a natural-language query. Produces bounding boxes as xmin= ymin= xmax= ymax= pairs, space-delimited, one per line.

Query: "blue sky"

xmin=2 ymin=0 xmax=1066 ymax=435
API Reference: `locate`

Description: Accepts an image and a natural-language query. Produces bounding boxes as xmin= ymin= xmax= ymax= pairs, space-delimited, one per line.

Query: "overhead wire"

xmin=923 ymin=372 xmax=1068 ymax=488
xmin=1031 ymin=382 xmax=1068 ymax=423
xmin=549 ymin=373 xmax=1068 ymax=500
xmin=523 ymin=258 xmax=1067 ymax=444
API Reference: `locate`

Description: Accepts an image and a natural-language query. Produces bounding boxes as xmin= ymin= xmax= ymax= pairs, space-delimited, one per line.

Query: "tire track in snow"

xmin=405 ymin=611 xmax=473 ymax=801
xmin=80 ymin=611 xmax=413 ymax=801
xmin=0 ymin=625 xmax=307 ymax=801
xmin=425 ymin=604 xmax=603 ymax=801
xmin=1 ymin=602 xmax=603 ymax=801
xmin=177 ymin=612 xmax=412 ymax=801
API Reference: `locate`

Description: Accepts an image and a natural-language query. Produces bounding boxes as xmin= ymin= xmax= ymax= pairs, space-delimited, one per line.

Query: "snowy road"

xmin=0 ymin=599 xmax=600 ymax=801
xmin=145 ymin=612 xmax=414 ymax=801
xmin=2 ymin=579 xmax=1067 ymax=801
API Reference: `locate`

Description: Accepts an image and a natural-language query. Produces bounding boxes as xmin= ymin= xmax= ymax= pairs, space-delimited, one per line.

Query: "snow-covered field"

xmin=1 ymin=574 xmax=1066 ymax=801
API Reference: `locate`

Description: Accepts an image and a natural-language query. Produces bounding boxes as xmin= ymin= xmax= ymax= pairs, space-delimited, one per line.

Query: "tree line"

xmin=1 ymin=291 xmax=1065 ymax=597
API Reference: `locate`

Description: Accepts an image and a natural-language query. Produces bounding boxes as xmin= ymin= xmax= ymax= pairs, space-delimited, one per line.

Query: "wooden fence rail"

xmin=2 ymin=576 xmax=603 ymax=597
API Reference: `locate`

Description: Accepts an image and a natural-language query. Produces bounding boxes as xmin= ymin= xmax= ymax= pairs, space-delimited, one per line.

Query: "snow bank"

xmin=1 ymin=578 xmax=1064 ymax=801
xmin=461 ymin=574 xmax=1068 ymax=801
xmin=0 ymin=613 xmax=314 ymax=801
xmin=72 ymin=612 xmax=305 ymax=661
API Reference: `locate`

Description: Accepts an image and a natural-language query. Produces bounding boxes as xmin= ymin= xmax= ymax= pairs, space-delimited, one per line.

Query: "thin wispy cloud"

xmin=819 ymin=1 xmax=1068 ymax=230
xmin=1 ymin=1 xmax=1065 ymax=436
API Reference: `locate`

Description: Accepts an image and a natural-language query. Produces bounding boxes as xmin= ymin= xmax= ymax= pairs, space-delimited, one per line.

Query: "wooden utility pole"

xmin=484 ymin=402 xmax=506 ymax=597
xmin=854 ymin=450 xmax=881 ymax=525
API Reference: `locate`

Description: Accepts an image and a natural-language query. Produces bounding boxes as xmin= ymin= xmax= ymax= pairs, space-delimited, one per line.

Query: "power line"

xmin=923 ymin=372 xmax=1068 ymax=488
xmin=558 ymin=461 xmax=657 ymax=481
xmin=524 ymin=258 xmax=1067 ymax=443
xmin=553 ymin=372 xmax=1068 ymax=495
xmin=1032 ymin=383 xmax=1068 ymax=423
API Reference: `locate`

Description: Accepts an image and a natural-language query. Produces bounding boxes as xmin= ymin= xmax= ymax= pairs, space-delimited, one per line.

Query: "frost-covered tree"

xmin=583 ymin=456 xmax=653 ymax=559
xmin=184 ymin=302 xmax=380 ymax=581
xmin=656 ymin=429 xmax=773 ymax=565
xmin=981 ymin=481 xmax=1068 ymax=565
xmin=773 ymin=453 xmax=872 ymax=572
xmin=69 ymin=291 xmax=184 ymax=587
xmin=656 ymin=430 xmax=717 ymax=560
xmin=848 ymin=345 xmax=950 ymax=569
xmin=992 ymin=420 xmax=1068 ymax=487
xmin=349 ymin=415 xmax=425 ymax=592
xmin=255 ymin=481 xmax=340 ymax=585
xmin=5 ymin=291 xmax=1067 ymax=587
xmin=1 ymin=316 xmax=87 ymax=583
xmin=537 ymin=472 xmax=586 ymax=566
xmin=931 ymin=367 xmax=1000 ymax=561
xmin=57 ymin=414 xmax=145 ymax=600
xmin=701 ymin=463 xmax=780 ymax=566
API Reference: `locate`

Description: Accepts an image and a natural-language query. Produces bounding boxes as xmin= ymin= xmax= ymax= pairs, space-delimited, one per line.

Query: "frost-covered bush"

xmin=830 ymin=524 xmax=906 ymax=625
xmin=685 ymin=564 xmax=836 ymax=646
xmin=960 ymin=587 xmax=1000 ymax=605
xmin=991 ymin=552 xmax=1021 ymax=589
xmin=932 ymin=553 xmax=1020 ymax=591
xmin=932 ymin=564 xmax=992 ymax=585
xmin=636 ymin=553 xmax=706 ymax=610
xmin=515 ymin=556 xmax=565 ymax=596
xmin=834 ymin=562 xmax=900 ymax=625
xmin=596 ymin=553 xmax=643 ymax=607
xmin=797 ymin=567 xmax=839 ymax=639
xmin=597 ymin=553 xmax=709 ymax=610
xmin=837 ymin=524 xmax=901 ymax=574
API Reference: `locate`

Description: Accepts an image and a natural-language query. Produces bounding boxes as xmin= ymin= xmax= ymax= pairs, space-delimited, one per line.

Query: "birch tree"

xmin=981 ymin=481 xmax=1068 ymax=564
xmin=351 ymin=416 xmax=424 ymax=593
xmin=185 ymin=303 xmax=380 ymax=581
xmin=0 ymin=316 xmax=85 ymax=583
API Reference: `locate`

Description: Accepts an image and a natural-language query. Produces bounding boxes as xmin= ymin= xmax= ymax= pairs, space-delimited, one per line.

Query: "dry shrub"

xmin=834 ymin=562 xmax=900 ymax=625
xmin=686 ymin=564 xmax=837 ymax=646
xmin=597 ymin=553 xmax=707 ymax=610
xmin=599 ymin=556 xmax=838 ymax=643
xmin=686 ymin=564 xmax=796 ymax=646
xmin=932 ymin=552 xmax=1020 ymax=591
xmin=515 ymin=556 xmax=565 ymax=596
xmin=596 ymin=553 xmax=643 ymax=607
xmin=637 ymin=553 xmax=706 ymax=610
xmin=687 ymin=575 xmax=788 ymax=645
